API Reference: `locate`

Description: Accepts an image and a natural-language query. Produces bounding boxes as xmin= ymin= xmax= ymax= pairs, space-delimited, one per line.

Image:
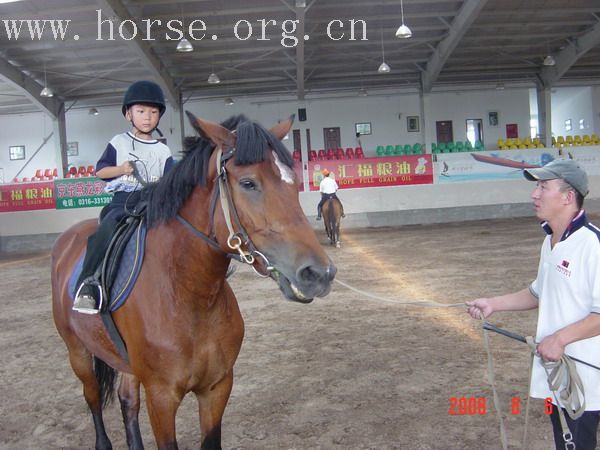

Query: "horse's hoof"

xmin=336 ymin=242 xmax=341 ymax=248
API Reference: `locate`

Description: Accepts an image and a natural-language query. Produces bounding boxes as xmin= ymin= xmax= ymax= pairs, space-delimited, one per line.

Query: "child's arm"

xmin=96 ymin=161 xmax=134 ymax=180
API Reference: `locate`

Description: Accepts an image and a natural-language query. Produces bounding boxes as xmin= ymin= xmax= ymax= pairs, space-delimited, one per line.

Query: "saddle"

xmin=69 ymin=202 xmax=148 ymax=312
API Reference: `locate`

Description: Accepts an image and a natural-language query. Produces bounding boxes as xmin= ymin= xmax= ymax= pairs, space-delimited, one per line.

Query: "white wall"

xmin=551 ymin=86 xmax=595 ymax=137
xmin=184 ymin=87 xmax=534 ymax=157
xmin=0 ymin=112 xmax=56 ymax=182
xmin=428 ymin=88 xmax=531 ymax=147
xmin=593 ymin=86 xmax=600 ymax=135
xmin=183 ymin=92 xmax=422 ymax=157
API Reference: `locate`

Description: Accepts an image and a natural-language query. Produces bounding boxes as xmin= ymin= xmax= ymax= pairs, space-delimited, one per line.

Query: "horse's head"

xmin=185 ymin=112 xmax=336 ymax=303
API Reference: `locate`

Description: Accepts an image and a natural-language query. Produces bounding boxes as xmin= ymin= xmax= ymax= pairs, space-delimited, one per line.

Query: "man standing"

xmin=467 ymin=159 xmax=600 ymax=449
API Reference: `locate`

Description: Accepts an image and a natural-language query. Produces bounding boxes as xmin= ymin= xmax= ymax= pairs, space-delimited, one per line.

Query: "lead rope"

xmin=525 ymin=336 xmax=584 ymax=450
xmin=481 ymin=318 xmax=509 ymax=450
xmin=482 ymin=321 xmax=584 ymax=450
xmin=338 ymin=276 xmax=585 ymax=449
xmin=334 ymin=279 xmax=464 ymax=307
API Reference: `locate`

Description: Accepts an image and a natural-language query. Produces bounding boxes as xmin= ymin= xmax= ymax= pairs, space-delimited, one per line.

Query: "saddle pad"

xmin=68 ymin=222 xmax=147 ymax=311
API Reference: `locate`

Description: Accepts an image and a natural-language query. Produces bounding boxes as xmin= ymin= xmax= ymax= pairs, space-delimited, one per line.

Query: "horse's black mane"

xmin=143 ymin=114 xmax=294 ymax=228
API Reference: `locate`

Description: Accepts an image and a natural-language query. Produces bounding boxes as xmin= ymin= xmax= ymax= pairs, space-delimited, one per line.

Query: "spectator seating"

xmin=432 ymin=140 xmax=486 ymax=153
xmin=552 ymin=134 xmax=600 ymax=147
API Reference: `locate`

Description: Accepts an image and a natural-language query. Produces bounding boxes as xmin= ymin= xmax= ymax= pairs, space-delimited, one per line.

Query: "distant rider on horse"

xmin=316 ymin=168 xmax=345 ymax=220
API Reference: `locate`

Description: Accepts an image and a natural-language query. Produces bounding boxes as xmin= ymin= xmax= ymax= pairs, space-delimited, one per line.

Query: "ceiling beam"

xmin=421 ymin=0 xmax=489 ymax=93
xmin=96 ymin=0 xmax=180 ymax=110
xmin=540 ymin=20 xmax=600 ymax=87
xmin=0 ymin=56 xmax=63 ymax=119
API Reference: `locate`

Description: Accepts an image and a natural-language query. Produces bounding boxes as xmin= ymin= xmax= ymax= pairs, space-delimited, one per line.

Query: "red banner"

xmin=308 ymin=155 xmax=433 ymax=191
xmin=0 ymin=181 xmax=56 ymax=212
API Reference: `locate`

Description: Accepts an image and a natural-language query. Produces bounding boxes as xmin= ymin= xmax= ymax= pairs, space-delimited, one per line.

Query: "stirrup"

xmin=73 ymin=282 xmax=103 ymax=314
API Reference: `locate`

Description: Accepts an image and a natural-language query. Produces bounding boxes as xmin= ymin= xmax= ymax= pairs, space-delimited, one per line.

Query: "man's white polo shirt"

xmin=319 ymin=176 xmax=338 ymax=194
xmin=529 ymin=210 xmax=600 ymax=410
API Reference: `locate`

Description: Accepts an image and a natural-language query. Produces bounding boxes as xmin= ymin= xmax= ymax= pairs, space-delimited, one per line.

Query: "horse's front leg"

xmin=118 ymin=373 xmax=144 ymax=449
xmin=145 ymin=383 xmax=184 ymax=450
xmin=196 ymin=371 xmax=234 ymax=450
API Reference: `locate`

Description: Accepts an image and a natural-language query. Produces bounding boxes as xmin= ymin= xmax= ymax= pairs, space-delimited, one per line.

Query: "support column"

xmin=53 ymin=102 xmax=68 ymax=177
xmin=536 ymin=85 xmax=552 ymax=148
xmin=420 ymin=91 xmax=432 ymax=153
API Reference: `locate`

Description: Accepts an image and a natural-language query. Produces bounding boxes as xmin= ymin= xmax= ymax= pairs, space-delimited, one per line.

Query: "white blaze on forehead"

xmin=272 ymin=151 xmax=295 ymax=184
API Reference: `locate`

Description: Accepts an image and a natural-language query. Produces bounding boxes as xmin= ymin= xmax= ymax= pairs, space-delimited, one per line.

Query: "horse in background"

xmin=51 ymin=112 xmax=336 ymax=449
xmin=322 ymin=197 xmax=343 ymax=248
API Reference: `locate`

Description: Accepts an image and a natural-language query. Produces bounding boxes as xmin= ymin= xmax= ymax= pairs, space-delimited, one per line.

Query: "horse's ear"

xmin=270 ymin=114 xmax=295 ymax=141
xmin=185 ymin=111 xmax=235 ymax=149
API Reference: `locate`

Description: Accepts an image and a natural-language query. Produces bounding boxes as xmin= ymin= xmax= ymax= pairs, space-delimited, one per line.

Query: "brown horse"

xmin=322 ymin=197 xmax=343 ymax=248
xmin=51 ymin=113 xmax=336 ymax=450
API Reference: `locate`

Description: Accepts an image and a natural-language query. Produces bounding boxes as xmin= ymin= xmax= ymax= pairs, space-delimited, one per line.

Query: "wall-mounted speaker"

xmin=298 ymin=108 xmax=307 ymax=121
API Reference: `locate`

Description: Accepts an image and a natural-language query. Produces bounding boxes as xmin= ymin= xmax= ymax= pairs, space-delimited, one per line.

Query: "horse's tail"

xmin=94 ymin=356 xmax=117 ymax=408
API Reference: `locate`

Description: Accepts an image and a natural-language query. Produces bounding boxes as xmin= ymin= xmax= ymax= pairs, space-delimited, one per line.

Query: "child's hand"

xmin=120 ymin=161 xmax=134 ymax=175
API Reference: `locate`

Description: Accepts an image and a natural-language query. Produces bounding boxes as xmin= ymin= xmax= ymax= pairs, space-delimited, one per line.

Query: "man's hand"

xmin=466 ymin=298 xmax=494 ymax=320
xmin=536 ymin=333 xmax=566 ymax=362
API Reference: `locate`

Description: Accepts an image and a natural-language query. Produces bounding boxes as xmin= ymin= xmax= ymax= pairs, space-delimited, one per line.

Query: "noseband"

xmin=175 ymin=145 xmax=274 ymax=278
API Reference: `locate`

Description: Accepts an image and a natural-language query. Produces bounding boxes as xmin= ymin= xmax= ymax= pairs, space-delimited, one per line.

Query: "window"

xmin=9 ymin=145 xmax=25 ymax=160
xmin=565 ymin=119 xmax=572 ymax=132
xmin=407 ymin=116 xmax=420 ymax=132
xmin=355 ymin=122 xmax=372 ymax=135
xmin=579 ymin=119 xmax=586 ymax=130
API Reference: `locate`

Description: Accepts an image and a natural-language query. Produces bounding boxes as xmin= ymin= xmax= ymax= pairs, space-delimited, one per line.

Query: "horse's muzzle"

xmin=273 ymin=261 xmax=336 ymax=303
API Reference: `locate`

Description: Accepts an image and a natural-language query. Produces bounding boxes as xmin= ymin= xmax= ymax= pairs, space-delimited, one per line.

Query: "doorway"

xmin=293 ymin=129 xmax=301 ymax=154
xmin=435 ymin=121 xmax=453 ymax=143
xmin=465 ymin=119 xmax=483 ymax=145
xmin=323 ymin=127 xmax=341 ymax=150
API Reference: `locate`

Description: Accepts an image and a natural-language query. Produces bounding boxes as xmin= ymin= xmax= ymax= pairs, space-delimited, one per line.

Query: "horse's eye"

xmin=239 ymin=179 xmax=257 ymax=190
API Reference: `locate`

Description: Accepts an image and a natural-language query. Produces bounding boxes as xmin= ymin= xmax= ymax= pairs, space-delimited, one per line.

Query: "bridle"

xmin=175 ymin=144 xmax=275 ymax=278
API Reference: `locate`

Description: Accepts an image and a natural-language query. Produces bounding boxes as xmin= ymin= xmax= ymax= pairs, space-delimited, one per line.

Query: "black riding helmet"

xmin=122 ymin=80 xmax=166 ymax=117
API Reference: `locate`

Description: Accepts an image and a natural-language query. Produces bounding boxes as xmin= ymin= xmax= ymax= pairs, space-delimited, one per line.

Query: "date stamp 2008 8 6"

xmin=448 ymin=396 xmax=554 ymax=416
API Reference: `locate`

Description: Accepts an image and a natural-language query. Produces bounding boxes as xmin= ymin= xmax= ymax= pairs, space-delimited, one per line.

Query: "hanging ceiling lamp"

xmin=543 ymin=55 xmax=556 ymax=66
xmin=177 ymin=38 xmax=193 ymax=52
xmin=378 ymin=28 xmax=391 ymax=73
xmin=224 ymin=97 xmax=235 ymax=105
xmin=40 ymin=64 xmax=54 ymax=97
xmin=176 ymin=8 xmax=193 ymax=52
xmin=543 ymin=41 xmax=555 ymax=66
xmin=395 ymin=0 xmax=412 ymax=38
xmin=357 ymin=87 xmax=368 ymax=97
xmin=207 ymin=72 xmax=221 ymax=84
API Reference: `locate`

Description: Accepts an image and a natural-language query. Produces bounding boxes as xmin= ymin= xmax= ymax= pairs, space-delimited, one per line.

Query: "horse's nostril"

xmin=298 ymin=263 xmax=337 ymax=284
